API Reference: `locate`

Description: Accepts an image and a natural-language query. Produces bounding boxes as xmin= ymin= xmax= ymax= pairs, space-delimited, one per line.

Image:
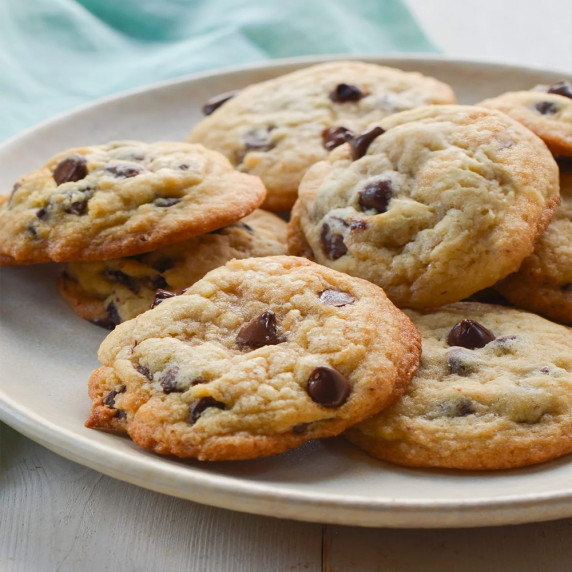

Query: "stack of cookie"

xmin=2 ymin=61 xmax=572 ymax=471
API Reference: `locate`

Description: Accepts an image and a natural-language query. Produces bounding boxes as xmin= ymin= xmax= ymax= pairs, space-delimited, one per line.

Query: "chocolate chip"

xmin=150 ymin=258 xmax=174 ymax=273
xmin=53 ymin=154 xmax=88 ymax=185
xmin=153 ymin=197 xmax=181 ymax=207
xmin=105 ymin=302 xmax=122 ymax=328
xmin=438 ymin=397 xmax=475 ymax=418
xmin=329 ymin=83 xmax=364 ymax=103
xmin=321 ymin=222 xmax=347 ymax=260
xmin=188 ymin=397 xmax=226 ymax=425
xmin=236 ymin=310 xmax=283 ymax=349
xmin=560 ymin=283 xmax=572 ymax=291
xmin=244 ymin=128 xmax=275 ymax=152
xmin=36 ymin=207 xmax=48 ymax=220
xmin=151 ymin=289 xmax=178 ymax=309
xmin=318 ymin=289 xmax=355 ymax=307
xmin=349 ymin=127 xmax=385 ymax=160
xmin=307 ymin=366 xmax=350 ymax=407
xmin=359 ymin=178 xmax=392 ymax=213
xmin=546 ymin=80 xmax=572 ymax=99
xmin=321 ymin=126 xmax=356 ymax=151
xmin=202 ymin=89 xmax=240 ymax=115
xmin=25 ymin=223 xmax=39 ymax=240
xmin=150 ymin=274 xmax=168 ymax=290
xmin=115 ymin=409 xmax=127 ymax=420
xmin=103 ymin=269 xmax=140 ymax=294
xmin=292 ymin=423 xmax=309 ymax=434
xmin=535 ymin=100 xmax=558 ymax=115
xmin=350 ymin=220 xmax=368 ymax=231
xmin=136 ymin=364 xmax=153 ymax=380
xmin=160 ymin=366 xmax=183 ymax=394
xmin=447 ymin=319 xmax=495 ymax=349
xmin=105 ymin=163 xmax=145 ymax=178
xmin=447 ymin=348 xmax=479 ymax=376
xmin=102 ymin=385 xmax=126 ymax=408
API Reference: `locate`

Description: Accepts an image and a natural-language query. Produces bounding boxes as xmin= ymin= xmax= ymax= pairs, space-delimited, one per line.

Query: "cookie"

xmin=479 ymin=80 xmax=572 ymax=157
xmin=59 ymin=209 xmax=288 ymax=328
xmin=187 ymin=61 xmax=456 ymax=211
xmin=495 ymin=169 xmax=572 ymax=323
xmin=345 ymin=302 xmax=572 ymax=470
xmin=0 ymin=141 xmax=266 ymax=264
xmin=85 ymin=255 xmax=421 ymax=461
xmin=288 ymin=105 xmax=560 ymax=309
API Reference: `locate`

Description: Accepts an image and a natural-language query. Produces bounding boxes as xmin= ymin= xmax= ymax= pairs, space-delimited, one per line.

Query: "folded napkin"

xmin=0 ymin=0 xmax=436 ymax=142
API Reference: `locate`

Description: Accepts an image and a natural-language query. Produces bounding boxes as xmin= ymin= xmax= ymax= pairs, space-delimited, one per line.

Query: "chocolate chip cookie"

xmin=0 ymin=141 xmax=266 ymax=264
xmin=345 ymin=302 xmax=572 ymax=470
xmin=59 ymin=209 xmax=288 ymax=328
xmin=479 ymin=80 xmax=572 ymax=157
xmin=187 ymin=61 xmax=456 ymax=211
xmin=495 ymin=168 xmax=572 ymax=323
xmin=86 ymin=255 xmax=421 ymax=461
xmin=288 ymin=105 xmax=560 ymax=309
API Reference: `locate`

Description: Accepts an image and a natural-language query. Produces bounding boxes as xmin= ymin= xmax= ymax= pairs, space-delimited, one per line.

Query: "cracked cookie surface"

xmin=0 ymin=141 xmax=266 ymax=264
xmin=59 ymin=209 xmax=288 ymax=328
xmin=479 ymin=80 xmax=572 ymax=157
xmin=288 ymin=105 xmax=560 ymax=309
xmin=187 ymin=61 xmax=456 ymax=211
xmin=345 ymin=302 xmax=572 ymax=470
xmin=86 ymin=255 xmax=421 ymax=461
xmin=496 ymin=169 xmax=572 ymax=324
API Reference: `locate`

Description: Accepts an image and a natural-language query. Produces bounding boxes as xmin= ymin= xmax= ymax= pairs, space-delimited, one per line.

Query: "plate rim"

xmin=2 ymin=53 xmax=572 ymax=528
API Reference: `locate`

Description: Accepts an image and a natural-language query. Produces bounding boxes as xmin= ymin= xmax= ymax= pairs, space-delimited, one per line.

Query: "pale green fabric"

xmin=0 ymin=0 xmax=436 ymax=142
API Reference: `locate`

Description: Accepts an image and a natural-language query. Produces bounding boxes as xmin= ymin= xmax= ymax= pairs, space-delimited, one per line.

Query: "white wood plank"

xmin=324 ymin=521 xmax=572 ymax=571
xmin=0 ymin=423 xmax=323 ymax=572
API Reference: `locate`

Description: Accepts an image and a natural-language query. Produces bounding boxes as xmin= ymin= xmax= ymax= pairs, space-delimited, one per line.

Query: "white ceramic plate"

xmin=1 ymin=55 xmax=571 ymax=529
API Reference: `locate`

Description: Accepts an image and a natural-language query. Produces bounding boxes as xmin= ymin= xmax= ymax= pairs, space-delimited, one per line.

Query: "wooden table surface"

xmin=2 ymin=1 xmax=572 ymax=570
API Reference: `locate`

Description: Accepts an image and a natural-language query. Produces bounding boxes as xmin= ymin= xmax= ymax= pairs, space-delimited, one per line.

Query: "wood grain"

xmin=0 ymin=423 xmax=323 ymax=572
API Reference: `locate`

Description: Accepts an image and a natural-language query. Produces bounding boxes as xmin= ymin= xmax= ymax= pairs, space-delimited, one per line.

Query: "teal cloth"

xmin=0 ymin=0 xmax=436 ymax=142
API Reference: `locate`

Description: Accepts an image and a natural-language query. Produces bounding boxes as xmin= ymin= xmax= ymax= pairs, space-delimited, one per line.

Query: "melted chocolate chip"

xmin=560 ymin=283 xmax=572 ymax=291
xmin=244 ymin=128 xmax=275 ymax=152
xmin=102 ymin=385 xmax=126 ymax=408
xmin=115 ymin=409 xmax=127 ymax=420
xmin=321 ymin=126 xmax=356 ymax=151
xmin=307 ymin=366 xmax=350 ymax=407
xmin=447 ymin=319 xmax=495 ymax=349
xmin=318 ymin=289 xmax=356 ymax=307
xmin=439 ymin=397 xmax=475 ymax=418
xmin=53 ymin=154 xmax=88 ymax=185
xmin=36 ymin=207 xmax=48 ymax=220
xmin=160 ymin=366 xmax=183 ymax=393
xmin=292 ymin=423 xmax=309 ymax=434
xmin=350 ymin=219 xmax=367 ymax=231
xmin=349 ymin=127 xmax=385 ymax=160
xmin=153 ymin=197 xmax=181 ymax=207
xmin=359 ymin=178 xmax=392 ymax=213
xmin=329 ymin=83 xmax=364 ymax=103
xmin=546 ymin=80 xmax=572 ymax=99
xmin=151 ymin=289 xmax=178 ymax=309
xmin=104 ymin=269 xmax=140 ymax=294
xmin=236 ymin=311 xmax=283 ymax=349
xmin=447 ymin=348 xmax=478 ymax=376
xmin=105 ymin=302 xmax=122 ymax=328
xmin=150 ymin=258 xmax=174 ymax=273
xmin=320 ymin=223 xmax=347 ymax=260
xmin=202 ymin=89 xmax=240 ymax=115
xmin=150 ymin=274 xmax=168 ymax=290
xmin=105 ymin=163 xmax=145 ymax=178
xmin=25 ymin=223 xmax=39 ymax=239
xmin=535 ymin=100 xmax=558 ymax=115
xmin=188 ymin=397 xmax=226 ymax=425
xmin=136 ymin=364 xmax=153 ymax=380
